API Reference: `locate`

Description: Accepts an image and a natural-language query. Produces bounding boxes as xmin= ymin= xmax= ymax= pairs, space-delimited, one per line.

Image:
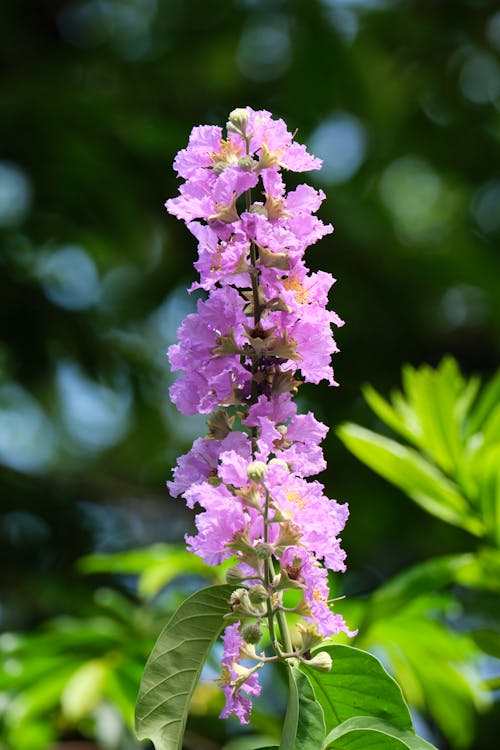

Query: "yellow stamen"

xmin=283 ymin=275 xmax=310 ymax=304
xmin=285 ymin=490 xmax=306 ymax=509
xmin=210 ymin=139 xmax=242 ymax=170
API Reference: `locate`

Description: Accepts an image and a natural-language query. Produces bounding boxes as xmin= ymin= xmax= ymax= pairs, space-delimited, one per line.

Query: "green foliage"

xmin=0 ymin=588 xmax=156 ymax=750
xmin=79 ymin=543 xmax=227 ymax=599
xmin=324 ymin=717 xmax=436 ymax=750
xmin=302 ymin=645 xmax=412 ymax=735
xmin=279 ymin=667 xmax=325 ymax=749
xmin=135 ymin=585 xmax=234 ymax=749
xmin=337 ymin=358 xmax=500 ymax=746
xmin=339 ymin=358 xmax=500 ymax=543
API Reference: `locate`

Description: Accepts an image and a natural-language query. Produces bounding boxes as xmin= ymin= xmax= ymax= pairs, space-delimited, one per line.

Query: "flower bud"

xmin=268 ymin=458 xmax=289 ymax=471
xmin=241 ymin=622 xmax=263 ymax=645
xmin=254 ymin=542 xmax=274 ymax=560
xmin=248 ymin=584 xmax=268 ymax=605
xmin=246 ymin=461 xmax=267 ymax=482
xmin=227 ymin=108 xmax=249 ymax=136
xmin=249 ymin=203 xmax=268 ymax=217
xmin=229 ymin=588 xmax=264 ymax=617
xmin=304 ymin=651 xmax=332 ymax=673
xmin=238 ymin=155 xmax=256 ymax=171
xmin=225 ymin=566 xmax=245 ymax=585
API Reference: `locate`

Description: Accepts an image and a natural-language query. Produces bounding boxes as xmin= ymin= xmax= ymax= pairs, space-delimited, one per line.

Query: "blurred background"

xmin=1 ymin=0 xmax=500 ymax=748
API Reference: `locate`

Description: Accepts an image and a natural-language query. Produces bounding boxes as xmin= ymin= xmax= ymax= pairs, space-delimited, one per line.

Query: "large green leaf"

xmin=279 ymin=666 xmax=325 ymax=750
xmin=302 ymin=645 xmax=412 ymax=735
xmin=324 ymin=717 xmax=436 ymax=750
xmin=135 ymin=584 xmax=233 ymax=749
xmin=337 ymin=423 xmax=482 ymax=535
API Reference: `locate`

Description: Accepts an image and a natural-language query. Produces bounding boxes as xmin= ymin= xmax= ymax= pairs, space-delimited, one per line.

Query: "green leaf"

xmin=401 ymin=359 xmax=465 ymax=474
xmin=471 ymin=628 xmax=500 ymax=659
xmin=367 ymin=553 xmax=476 ymax=620
xmin=302 ymin=645 xmax=412 ymax=735
xmin=279 ymin=665 xmax=299 ymax=750
xmin=279 ymin=666 xmax=325 ymax=750
xmin=135 ymin=584 xmax=233 ymax=749
xmin=363 ymin=606 xmax=484 ymax=748
xmin=61 ymin=659 xmax=108 ymax=721
xmin=79 ymin=544 xmax=217 ymax=598
xmin=324 ymin=716 xmax=437 ymax=750
xmin=467 ymin=369 xmax=500 ymax=436
xmin=362 ymin=384 xmax=416 ymax=445
xmin=476 ymin=445 xmax=500 ymax=546
xmin=337 ymin=423 xmax=482 ymax=535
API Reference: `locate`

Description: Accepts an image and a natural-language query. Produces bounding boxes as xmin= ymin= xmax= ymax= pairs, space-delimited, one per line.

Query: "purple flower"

xmin=168 ymin=285 xmax=250 ymax=414
xmin=219 ymin=623 xmax=262 ymax=724
xmin=167 ymin=431 xmax=250 ymax=498
xmin=184 ymin=483 xmax=247 ymax=565
xmin=281 ymin=547 xmax=353 ymax=637
xmin=164 ymin=108 xmax=355 ymax=725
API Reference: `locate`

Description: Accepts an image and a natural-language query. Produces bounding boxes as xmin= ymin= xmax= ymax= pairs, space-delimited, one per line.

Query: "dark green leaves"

xmin=302 ymin=645 xmax=412 ymax=735
xmin=135 ymin=585 xmax=233 ymax=750
xmin=324 ymin=717 xmax=436 ymax=750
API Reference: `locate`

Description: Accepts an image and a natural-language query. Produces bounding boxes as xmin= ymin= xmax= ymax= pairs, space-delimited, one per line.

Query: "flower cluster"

xmin=166 ymin=108 xmax=353 ymax=724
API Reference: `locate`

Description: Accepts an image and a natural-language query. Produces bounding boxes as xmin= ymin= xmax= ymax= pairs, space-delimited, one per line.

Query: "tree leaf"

xmin=467 ymin=369 xmax=500 ymax=436
xmin=278 ymin=665 xmax=325 ymax=750
xmin=324 ymin=716 xmax=437 ymax=750
xmin=302 ymin=645 xmax=412 ymax=735
xmin=79 ymin=544 xmax=219 ymax=599
xmin=367 ymin=553 xmax=476 ymax=621
xmin=337 ymin=423 xmax=482 ymax=535
xmin=61 ymin=659 xmax=108 ymax=721
xmin=279 ymin=664 xmax=299 ymax=750
xmin=135 ymin=584 xmax=233 ymax=749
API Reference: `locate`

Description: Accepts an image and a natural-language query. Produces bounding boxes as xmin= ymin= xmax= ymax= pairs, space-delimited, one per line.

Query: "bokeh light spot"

xmin=57 ymin=361 xmax=131 ymax=451
xmin=0 ymin=162 xmax=32 ymax=227
xmin=486 ymin=11 xmax=500 ymax=52
xmin=471 ymin=180 xmax=500 ymax=235
xmin=0 ymin=384 xmax=57 ymax=473
xmin=459 ymin=51 xmax=500 ymax=105
xmin=236 ymin=16 xmax=291 ymax=82
xmin=379 ymin=156 xmax=457 ymax=244
xmin=309 ymin=113 xmax=367 ymax=185
xmin=37 ymin=245 xmax=101 ymax=311
xmin=440 ymin=284 xmax=487 ymax=329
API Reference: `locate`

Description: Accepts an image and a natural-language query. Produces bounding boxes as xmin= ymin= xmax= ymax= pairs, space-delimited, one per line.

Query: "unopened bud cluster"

xmin=166 ymin=107 xmax=354 ymax=724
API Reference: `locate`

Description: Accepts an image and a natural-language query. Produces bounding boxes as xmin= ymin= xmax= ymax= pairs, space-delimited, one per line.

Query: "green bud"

xmin=229 ymin=588 xmax=262 ymax=617
xmin=249 ymin=203 xmax=268 ymax=217
xmin=254 ymin=542 xmax=274 ymax=560
xmin=247 ymin=461 xmax=267 ymax=482
xmin=304 ymin=651 xmax=332 ymax=673
xmin=227 ymin=108 xmax=249 ymax=136
xmin=248 ymin=584 xmax=268 ymax=605
xmin=225 ymin=566 xmax=245 ymax=585
xmin=238 ymin=155 xmax=256 ymax=171
xmin=268 ymin=458 xmax=289 ymax=471
xmin=241 ymin=622 xmax=263 ymax=645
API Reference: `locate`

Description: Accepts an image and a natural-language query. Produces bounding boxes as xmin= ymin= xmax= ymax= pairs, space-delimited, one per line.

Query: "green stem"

xmin=276 ymin=608 xmax=293 ymax=655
